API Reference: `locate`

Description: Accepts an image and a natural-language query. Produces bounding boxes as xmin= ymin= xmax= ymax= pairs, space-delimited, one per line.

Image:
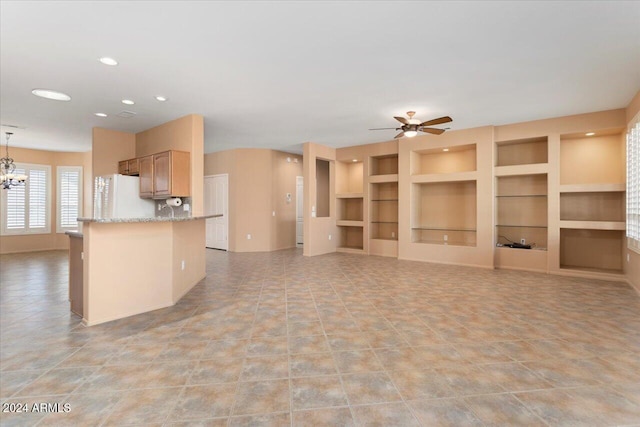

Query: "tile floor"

xmin=1 ymin=248 xmax=640 ymax=426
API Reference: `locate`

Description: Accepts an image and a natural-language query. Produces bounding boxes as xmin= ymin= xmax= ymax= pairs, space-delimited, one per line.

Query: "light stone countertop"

xmin=77 ymin=214 xmax=222 ymax=224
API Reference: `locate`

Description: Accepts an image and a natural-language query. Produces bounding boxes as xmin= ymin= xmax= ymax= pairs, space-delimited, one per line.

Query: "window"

xmin=57 ymin=166 xmax=83 ymax=232
xmin=1 ymin=163 xmax=51 ymax=235
xmin=628 ymin=117 xmax=640 ymax=253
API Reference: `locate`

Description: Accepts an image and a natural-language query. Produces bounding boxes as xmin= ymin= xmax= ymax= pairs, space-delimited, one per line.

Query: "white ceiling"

xmin=1 ymin=1 xmax=639 ymax=154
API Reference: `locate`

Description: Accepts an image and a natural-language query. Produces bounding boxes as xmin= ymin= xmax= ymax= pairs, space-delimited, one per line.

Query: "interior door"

xmin=296 ymin=175 xmax=304 ymax=245
xmin=205 ymin=174 xmax=229 ymax=250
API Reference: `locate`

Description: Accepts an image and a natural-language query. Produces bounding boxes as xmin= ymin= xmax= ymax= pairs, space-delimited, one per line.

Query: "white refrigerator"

xmin=93 ymin=174 xmax=155 ymax=219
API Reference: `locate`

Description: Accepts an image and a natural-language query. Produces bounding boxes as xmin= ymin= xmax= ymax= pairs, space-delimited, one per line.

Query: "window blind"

xmin=57 ymin=167 xmax=82 ymax=230
xmin=627 ymin=119 xmax=640 ymax=251
xmin=5 ymin=168 xmax=26 ymax=229
xmin=1 ymin=163 xmax=50 ymax=235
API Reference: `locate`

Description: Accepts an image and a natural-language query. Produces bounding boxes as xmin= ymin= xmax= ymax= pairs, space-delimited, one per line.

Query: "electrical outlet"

xmin=247 ymin=234 xmax=252 ymax=240
xmin=328 ymin=234 xmax=332 ymax=240
xmin=520 ymin=238 xmax=526 ymax=245
xmin=181 ymin=260 xmax=185 ymax=270
xmin=183 ymin=203 xmax=190 ymax=212
xmin=157 ymin=204 xmax=161 ymax=211
xmin=272 ymin=211 xmax=276 ymax=217
xmin=444 ymin=234 xmax=448 ymax=241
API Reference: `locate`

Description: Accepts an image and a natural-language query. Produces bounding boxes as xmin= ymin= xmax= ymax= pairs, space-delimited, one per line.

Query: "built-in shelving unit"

xmin=493 ymin=137 xmax=549 ymax=272
xmin=496 ymin=174 xmax=548 ymax=250
xmin=411 ymin=144 xmax=477 ymax=176
xmin=412 ymin=180 xmax=477 ymax=247
xmin=336 ymin=160 xmax=364 ymax=253
xmin=369 ymin=154 xmax=398 ymax=257
xmin=409 ymin=145 xmax=478 ymax=247
xmin=558 ymin=131 xmax=626 ymax=276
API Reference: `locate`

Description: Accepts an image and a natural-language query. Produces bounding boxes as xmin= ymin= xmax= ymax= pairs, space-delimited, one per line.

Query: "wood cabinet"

xmin=138 ymin=150 xmax=190 ymax=199
xmin=139 ymin=155 xmax=154 ymax=198
xmin=153 ymin=150 xmax=190 ymax=198
xmin=118 ymin=158 xmax=141 ymax=176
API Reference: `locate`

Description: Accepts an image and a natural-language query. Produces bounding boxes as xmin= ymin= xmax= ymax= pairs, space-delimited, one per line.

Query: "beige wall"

xmin=136 ymin=114 xmax=205 ymax=216
xmin=92 ymin=128 xmax=135 ymax=177
xmin=0 ymin=147 xmax=90 ymax=254
xmin=204 ymin=148 xmax=302 ymax=252
xmin=303 ymin=142 xmax=337 ymax=256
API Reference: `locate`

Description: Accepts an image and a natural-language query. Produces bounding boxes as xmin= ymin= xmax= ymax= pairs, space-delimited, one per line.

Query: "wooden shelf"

xmin=369 ymin=174 xmax=398 ymax=183
xmin=371 ymin=199 xmax=399 ymax=202
xmin=560 ymin=191 xmax=625 ymax=222
xmin=411 ymin=171 xmax=477 ymax=183
xmin=494 ymin=163 xmax=549 ymax=177
xmin=559 ymin=220 xmax=625 ymax=231
xmin=412 ymin=239 xmax=476 ymax=247
xmin=336 ymin=193 xmax=364 ymax=199
xmin=559 ymin=183 xmax=625 ymax=193
xmin=337 ymin=220 xmax=364 ymax=227
xmin=370 ymin=154 xmax=398 ymax=176
xmin=412 ymin=227 xmax=477 ymax=232
xmin=496 ymin=194 xmax=547 ymax=198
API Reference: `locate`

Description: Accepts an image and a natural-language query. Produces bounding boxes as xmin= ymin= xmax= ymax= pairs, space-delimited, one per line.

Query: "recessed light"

xmin=99 ymin=57 xmax=118 ymax=66
xmin=442 ymin=148 xmax=450 ymax=152
xmin=94 ymin=113 xmax=108 ymax=117
xmin=352 ymin=159 xmax=358 ymax=162
xmin=585 ymin=132 xmax=595 ymax=136
xmin=121 ymin=99 xmax=135 ymax=105
xmin=31 ymin=89 xmax=71 ymax=101
xmin=155 ymin=95 xmax=168 ymax=102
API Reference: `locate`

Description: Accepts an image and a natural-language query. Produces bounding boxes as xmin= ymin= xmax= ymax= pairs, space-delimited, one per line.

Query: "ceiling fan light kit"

xmin=370 ymin=111 xmax=452 ymax=139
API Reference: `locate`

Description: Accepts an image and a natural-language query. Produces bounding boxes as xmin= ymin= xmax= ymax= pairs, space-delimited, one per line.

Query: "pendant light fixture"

xmin=1 ymin=132 xmax=28 ymax=190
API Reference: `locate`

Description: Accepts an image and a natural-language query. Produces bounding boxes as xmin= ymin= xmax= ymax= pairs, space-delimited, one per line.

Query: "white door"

xmin=296 ymin=176 xmax=304 ymax=245
xmin=205 ymin=174 xmax=229 ymax=250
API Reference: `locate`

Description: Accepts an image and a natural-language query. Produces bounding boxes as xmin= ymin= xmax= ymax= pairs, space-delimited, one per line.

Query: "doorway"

xmin=204 ymin=174 xmax=229 ymax=250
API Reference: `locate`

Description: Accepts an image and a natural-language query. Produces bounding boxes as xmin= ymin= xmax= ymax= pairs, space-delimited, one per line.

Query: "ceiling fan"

xmin=370 ymin=111 xmax=453 ymax=138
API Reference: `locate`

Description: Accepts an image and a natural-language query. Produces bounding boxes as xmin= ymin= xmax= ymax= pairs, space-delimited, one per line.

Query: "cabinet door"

xmin=127 ymin=158 xmax=140 ymax=176
xmin=139 ymin=155 xmax=154 ymax=198
xmin=118 ymin=160 xmax=128 ymax=175
xmin=153 ymin=151 xmax=172 ymax=197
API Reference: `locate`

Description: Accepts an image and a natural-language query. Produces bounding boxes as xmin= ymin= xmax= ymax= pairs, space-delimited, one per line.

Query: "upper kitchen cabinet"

xmin=139 ymin=155 xmax=154 ymax=198
xmin=152 ymin=150 xmax=191 ymax=199
xmin=118 ymin=158 xmax=140 ymax=176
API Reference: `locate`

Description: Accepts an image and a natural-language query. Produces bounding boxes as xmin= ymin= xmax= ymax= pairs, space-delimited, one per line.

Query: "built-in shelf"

xmin=560 ymin=191 xmax=625 ymax=222
xmin=495 ymin=246 xmax=548 ymax=273
xmin=337 ymin=220 xmax=364 ymax=227
xmin=559 ymin=183 xmax=625 ymax=193
xmin=412 ymin=227 xmax=477 ymax=232
xmin=370 ymin=154 xmax=399 ymax=176
xmin=411 ymin=144 xmax=477 ymax=175
xmin=369 ymin=174 xmax=398 ymax=183
xmin=336 ymin=193 xmax=364 ymax=199
xmin=411 ymin=171 xmax=478 ymax=183
xmin=412 ymin=180 xmax=477 ymax=247
xmin=494 ymin=163 xmax=549 ymax=177
xmin=559 ymin=220 xmax=625 ymax=231
xmin=496 ymin=136 xmax=548 ymax=166
xmin=370 ymin=181 xmax=398 ymax=243
xmin=560 ymin=228 xmax=624 ymax=274
xmin=337 ymin=197 xmax=363 ymax=222
xmin=337 ymin=226 xmax=364 ymax=251
xmin=496 ymin=174 xmax=548 ymax=250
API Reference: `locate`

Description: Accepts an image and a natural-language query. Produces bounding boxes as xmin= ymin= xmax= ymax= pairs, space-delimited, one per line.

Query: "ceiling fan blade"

xmin=394 ymin=116 xmax=409 ymax=125
xmin=420 ymin=127 xmax=446 ymax=135
xmin=394 ymin=131 xmax=405 ymax=139
xmin=419 ymin=116 xmax=453 ymax=127
xmin=368 ymin=127 xmax=398 ymax=130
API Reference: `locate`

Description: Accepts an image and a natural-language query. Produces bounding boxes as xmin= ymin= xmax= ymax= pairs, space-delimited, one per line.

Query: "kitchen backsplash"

xmin=155 ymin=197 xmax=192 ymax=218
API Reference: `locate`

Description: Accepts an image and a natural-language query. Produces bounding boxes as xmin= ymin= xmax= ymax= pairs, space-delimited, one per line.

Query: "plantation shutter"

xmin=628 ymin=119 xmax=640 ymax=250
xmin=57 ymin=167 xmax=82 ymax=230
xmin=5 ymin=167 xmax=26 ymax=229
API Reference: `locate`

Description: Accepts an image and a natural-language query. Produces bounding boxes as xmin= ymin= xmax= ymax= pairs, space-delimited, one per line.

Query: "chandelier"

xmin=1 ymin=132 xmax=27 ymax=190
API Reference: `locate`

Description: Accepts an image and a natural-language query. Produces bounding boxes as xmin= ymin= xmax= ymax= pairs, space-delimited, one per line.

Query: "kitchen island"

xmin=75 ymin=215 xmax=219 ymax=326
